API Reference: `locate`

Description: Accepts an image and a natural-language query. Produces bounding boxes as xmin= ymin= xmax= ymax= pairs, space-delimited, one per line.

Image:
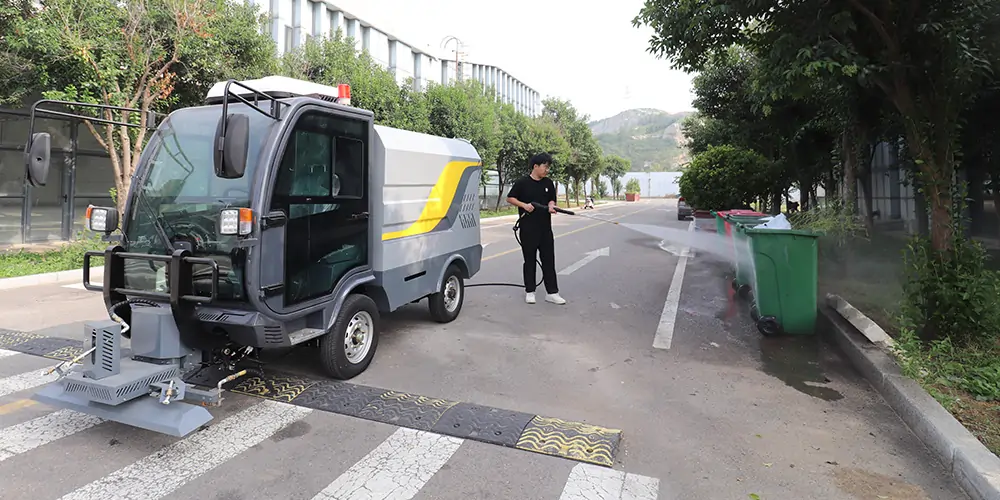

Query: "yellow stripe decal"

xmin=382 ymin=160 xmax=481 ymax=241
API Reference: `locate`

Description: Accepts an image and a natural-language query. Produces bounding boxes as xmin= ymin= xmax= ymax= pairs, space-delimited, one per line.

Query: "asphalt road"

xmin=0 ymin=199 xmax=969 ymax=500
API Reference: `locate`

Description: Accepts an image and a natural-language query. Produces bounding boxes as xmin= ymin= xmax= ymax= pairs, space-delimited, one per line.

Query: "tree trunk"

xmin=842 ymin=130 xmax=858 ymax=212
xmin=116 ymin=174 xmax=131 ymax=220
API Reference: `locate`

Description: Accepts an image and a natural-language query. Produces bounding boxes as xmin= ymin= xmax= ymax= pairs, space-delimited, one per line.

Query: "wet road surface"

xmin=0 ymin=199 xmax=968 ymax=499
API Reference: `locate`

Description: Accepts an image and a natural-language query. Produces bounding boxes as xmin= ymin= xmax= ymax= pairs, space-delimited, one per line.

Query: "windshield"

xmin=122 ymin=103 xmax=276 ymax=301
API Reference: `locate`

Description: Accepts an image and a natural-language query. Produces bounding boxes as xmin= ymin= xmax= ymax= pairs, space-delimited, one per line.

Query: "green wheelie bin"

xmin=726 ymin=215 xmax=770 ymax=298
xmin=743 ymin=227 xmax=821 ymax=336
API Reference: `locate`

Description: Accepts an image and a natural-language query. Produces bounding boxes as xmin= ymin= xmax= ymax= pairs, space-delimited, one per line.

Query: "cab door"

xmin=259 ymin=106 xmax=370 ymax=314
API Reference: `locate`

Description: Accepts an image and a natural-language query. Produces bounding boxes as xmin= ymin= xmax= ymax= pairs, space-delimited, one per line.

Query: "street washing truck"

xmin=19 ymin=75 xmax=483 ymax=437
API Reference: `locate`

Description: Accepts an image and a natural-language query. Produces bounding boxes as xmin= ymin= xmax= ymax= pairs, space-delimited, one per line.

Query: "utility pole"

xmin=441 ymin=35 xmax=464 ymax=82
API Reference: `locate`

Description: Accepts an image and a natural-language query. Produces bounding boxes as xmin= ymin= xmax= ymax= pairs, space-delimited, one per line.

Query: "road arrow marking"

xmin=658 ymin=241 xmax=695 ymax=258
xmin=558 ymin=247 xmax=610 ymax=276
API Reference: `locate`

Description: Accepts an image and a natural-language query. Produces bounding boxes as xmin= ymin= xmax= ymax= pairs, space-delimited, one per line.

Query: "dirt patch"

xmin=832 ymin=467 xmax=931 ymax=500
xmin=932 ymin=385 xmax=1000 ymax=456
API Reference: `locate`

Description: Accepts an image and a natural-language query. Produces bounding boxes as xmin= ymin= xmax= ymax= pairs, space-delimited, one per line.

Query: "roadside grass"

xmin=0 ymin=233 xmax=107 ymax=279
xmin=893 ymin=330 xmax=1000 ymax=456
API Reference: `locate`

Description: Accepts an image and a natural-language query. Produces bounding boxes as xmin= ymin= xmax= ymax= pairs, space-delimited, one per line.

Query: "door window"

xmin=270 ymin=110 xmax=369 ymax=306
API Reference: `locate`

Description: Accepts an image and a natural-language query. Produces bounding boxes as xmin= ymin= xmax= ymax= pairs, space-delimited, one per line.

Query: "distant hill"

xmin=588 ymin=108 xmax=694 ymax=172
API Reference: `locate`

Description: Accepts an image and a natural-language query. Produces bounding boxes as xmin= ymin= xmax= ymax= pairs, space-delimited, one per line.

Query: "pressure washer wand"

xmin=529 ymin=202 xmax=619 ymax=225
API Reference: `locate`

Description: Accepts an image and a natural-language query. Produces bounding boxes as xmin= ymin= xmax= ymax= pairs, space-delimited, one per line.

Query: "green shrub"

xmin=677 ymin=144 xmax=772 ymax=210
xmin=625 ymin=178 xmax=641 ymax=194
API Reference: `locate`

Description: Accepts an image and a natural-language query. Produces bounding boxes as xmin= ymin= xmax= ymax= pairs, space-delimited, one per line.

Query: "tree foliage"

xmin=678 ymin=144 xmax=772 ymax=211
xmin=8 ymin=0 xmax=276 ymax=211
xmin=634 ymin=0 xmax=1000 ymax=342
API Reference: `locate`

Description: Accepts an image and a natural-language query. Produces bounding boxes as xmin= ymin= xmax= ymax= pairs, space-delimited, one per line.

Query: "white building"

xmin=260 ymin=0 xmax=542 ymax=116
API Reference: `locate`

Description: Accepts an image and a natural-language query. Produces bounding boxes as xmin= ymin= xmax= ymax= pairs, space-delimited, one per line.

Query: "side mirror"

xmin=214 ymin=113 xmax=249 ymax=179
xmin=24 ymin=132 xmax=52 ymax=187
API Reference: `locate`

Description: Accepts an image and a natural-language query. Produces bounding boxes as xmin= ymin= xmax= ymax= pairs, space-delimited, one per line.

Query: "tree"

xmin=542 ymin=98 xmax=603 ymax=205
xmin=280 ymin=32 xmax=429 ymax=133
xmin=634 ymin=0 xmax=1000 ymax=252
xmin=425 ymin=80 xmax=500 ymax=172
xmin=0 ymin=0 xmax=38 ymax=106
xmin=603 ymin=155 xmax=630 ymax=200
xmin=678 ymin=144 xmax=773 ymax=211
xmin=10 ymin=0 xmax=276 ymax=213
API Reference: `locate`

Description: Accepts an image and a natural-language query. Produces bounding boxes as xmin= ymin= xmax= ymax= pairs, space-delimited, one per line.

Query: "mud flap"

xmin=32 ymin=383 xmax=214 ymax=437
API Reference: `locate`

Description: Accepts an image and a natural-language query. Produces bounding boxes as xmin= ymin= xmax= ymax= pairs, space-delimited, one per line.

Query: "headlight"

xmin=86 ymin=205 xmax=118 ymax=233
xmin=220 ymin=208 xmax=252 ymax=236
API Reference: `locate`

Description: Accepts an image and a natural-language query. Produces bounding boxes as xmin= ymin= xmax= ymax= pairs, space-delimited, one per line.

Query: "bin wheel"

xmin=756 ymin=316 xmax=783 ymax=337
xmin=319 ymin=293 xmax=380 ymax=380
xmin=731 ymin=278 xmax=739 ymax=291
xmin=736 ymin=283 xmax=752 ymax=300
xmin=749 ymin=302 xmax=760 ymax=322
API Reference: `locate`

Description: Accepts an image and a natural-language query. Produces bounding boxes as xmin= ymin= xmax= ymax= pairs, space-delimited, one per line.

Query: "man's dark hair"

xmin=529 ymin=152 xmax=553 ymax=168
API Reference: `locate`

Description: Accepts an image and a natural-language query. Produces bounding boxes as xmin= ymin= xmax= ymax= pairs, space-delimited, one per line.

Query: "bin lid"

xmin=726 ymin=210 xmax=766 ymax=216
xmin=742 ymin=227 xmax=820 ymax=237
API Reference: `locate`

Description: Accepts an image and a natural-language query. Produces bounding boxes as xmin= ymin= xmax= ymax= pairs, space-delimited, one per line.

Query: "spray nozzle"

xmin=530 ymin=202 xmax=575 ymax=215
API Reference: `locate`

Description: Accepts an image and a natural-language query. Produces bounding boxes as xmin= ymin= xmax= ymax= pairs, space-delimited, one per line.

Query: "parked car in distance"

xmin=677 ymin=196 xmax=693 ymax=220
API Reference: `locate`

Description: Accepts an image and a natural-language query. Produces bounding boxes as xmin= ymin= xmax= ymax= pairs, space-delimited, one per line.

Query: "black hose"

xmin=108 ymin=298 xmax=161 ymax=339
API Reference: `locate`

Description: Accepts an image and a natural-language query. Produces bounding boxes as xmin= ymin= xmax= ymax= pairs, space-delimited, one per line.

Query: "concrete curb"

xmin=821 ymin=294 xmax=1000 ymax=500
xmin=0 ymin=201 xmax=637 ymax=290
xmin=0 ymin=266 xmax=103 ymax=291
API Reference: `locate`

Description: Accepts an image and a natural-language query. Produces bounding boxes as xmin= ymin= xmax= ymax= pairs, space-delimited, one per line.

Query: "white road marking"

xmin=0 ymin=409 xmax=105 ymax=462
xmin=558 ymin=463 xmax=660 ymax=500
xmin=61 ymin=283 xmax=87 ymax=290
xmin=58 ymin=400 xmax=312 ymax=500
xmin=652 ymin=219 xmax=695 ymax=350
xmin=311 ymin=427 xmax=463 ymax=500
xmin=0 ymin=348 xmax=19 ymax=360
xmin=0 ymin=366 xmax=58 ymax=398
xmin=558 ymin=247 xmax=610 ymax=276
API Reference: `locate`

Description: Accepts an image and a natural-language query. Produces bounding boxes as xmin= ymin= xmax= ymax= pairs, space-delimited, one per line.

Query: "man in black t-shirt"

xmin=505 ymin=153 xmax=567 ymax=305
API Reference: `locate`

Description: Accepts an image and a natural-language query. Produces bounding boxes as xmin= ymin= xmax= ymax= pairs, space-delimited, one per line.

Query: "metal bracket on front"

xmin=152 ymin=369 xmax=250 ymax=407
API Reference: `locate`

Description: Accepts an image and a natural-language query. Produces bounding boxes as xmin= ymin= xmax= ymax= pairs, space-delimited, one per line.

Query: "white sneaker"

xmin=525 ymin=292 xmax=536 ymax=304
xmin=545 ymin=293 xmax=566 ymax=305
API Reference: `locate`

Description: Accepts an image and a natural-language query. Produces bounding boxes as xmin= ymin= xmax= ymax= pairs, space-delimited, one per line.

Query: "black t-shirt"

xmin=506 ymin=175 xmax=557 ymax=229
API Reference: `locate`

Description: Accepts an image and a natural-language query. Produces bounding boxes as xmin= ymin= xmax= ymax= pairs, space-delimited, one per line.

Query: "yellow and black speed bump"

xmin=4 ymin=331 xmax=624 ymax=467
xmin=430 ymin=402 xmax=536 ymax=448
xmin=228 ymin=373 xmax=317 ymax=403
xmin=0 ymin=329 xmax=42 ymax=350
xmin=357 ymin=390 xmax=460 ymax=431
xmin=514 ymin=416 xmax=622 ymax=467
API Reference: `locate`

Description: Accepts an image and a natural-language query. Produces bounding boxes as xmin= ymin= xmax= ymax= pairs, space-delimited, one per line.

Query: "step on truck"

xmin=20 ymin=75 xmax=483 ymax=437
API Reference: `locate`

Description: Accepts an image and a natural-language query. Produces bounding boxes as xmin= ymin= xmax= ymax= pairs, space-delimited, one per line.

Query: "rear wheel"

xmin=429 ymin=264 xmax=464 ymax=323
xmin=319 ymin=293 xmax=380 ymax=380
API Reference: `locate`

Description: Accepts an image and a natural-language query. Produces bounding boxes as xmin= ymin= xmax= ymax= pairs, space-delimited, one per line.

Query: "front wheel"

xmin=429 ymin=264 xmax=464 ymax=323
xmin=319 ymin=293 xmax=380 ymax=380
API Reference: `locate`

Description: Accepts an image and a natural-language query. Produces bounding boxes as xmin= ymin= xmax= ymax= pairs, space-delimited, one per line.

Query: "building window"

xmin=284 ymin=25 xmax=293 ymax=52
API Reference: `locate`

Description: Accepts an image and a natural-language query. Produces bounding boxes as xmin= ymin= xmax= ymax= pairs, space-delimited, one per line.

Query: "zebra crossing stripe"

xmin=0 ymin=409 xmax=104 ymax=462
xmin=0 ymin=365 xmax=58 ymax=399
xmin=311 ymin=427 xmax=463 ymax=500
xmin=559 ymin=463 xmax=660 ymax=500
xmin=58 ymin=400 xmax=313 ymax=500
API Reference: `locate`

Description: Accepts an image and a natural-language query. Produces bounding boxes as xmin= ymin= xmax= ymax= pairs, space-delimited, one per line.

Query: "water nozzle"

xmin=530 ymin=201 xmax=575 ymax=215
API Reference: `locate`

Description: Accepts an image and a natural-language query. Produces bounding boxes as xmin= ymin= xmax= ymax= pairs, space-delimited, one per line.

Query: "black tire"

xmin=731 ymin=278 xmax=739 ymax=291
xmin=757 ymin=316 xmax=782 ymax=337
xmin=319 ymin=293 xmax=380 ymax=380
xmin=428 ymin=264 xmax=464 ymax=323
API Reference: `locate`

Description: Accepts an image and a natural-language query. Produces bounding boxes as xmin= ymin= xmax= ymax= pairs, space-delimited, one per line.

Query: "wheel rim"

xmin=443 ymin=275 xmax=461 ymax=313
xmin=343 ymin=311 xmax=374 ymax=364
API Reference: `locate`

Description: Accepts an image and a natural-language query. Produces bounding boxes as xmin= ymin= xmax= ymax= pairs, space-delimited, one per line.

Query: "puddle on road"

xmin=833 ymin=467 xmax=931 ymax=500
xmin=758 ymin=334 xmax=844 ymax=401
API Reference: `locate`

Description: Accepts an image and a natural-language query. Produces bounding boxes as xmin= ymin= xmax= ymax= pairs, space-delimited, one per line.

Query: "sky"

xmin=327 ymin=0 xmax=697 ymax=122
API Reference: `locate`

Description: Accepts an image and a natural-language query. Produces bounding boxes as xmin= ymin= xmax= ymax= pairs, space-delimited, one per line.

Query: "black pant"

xmin=520 ymin=225 xmax=558 ymax=294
